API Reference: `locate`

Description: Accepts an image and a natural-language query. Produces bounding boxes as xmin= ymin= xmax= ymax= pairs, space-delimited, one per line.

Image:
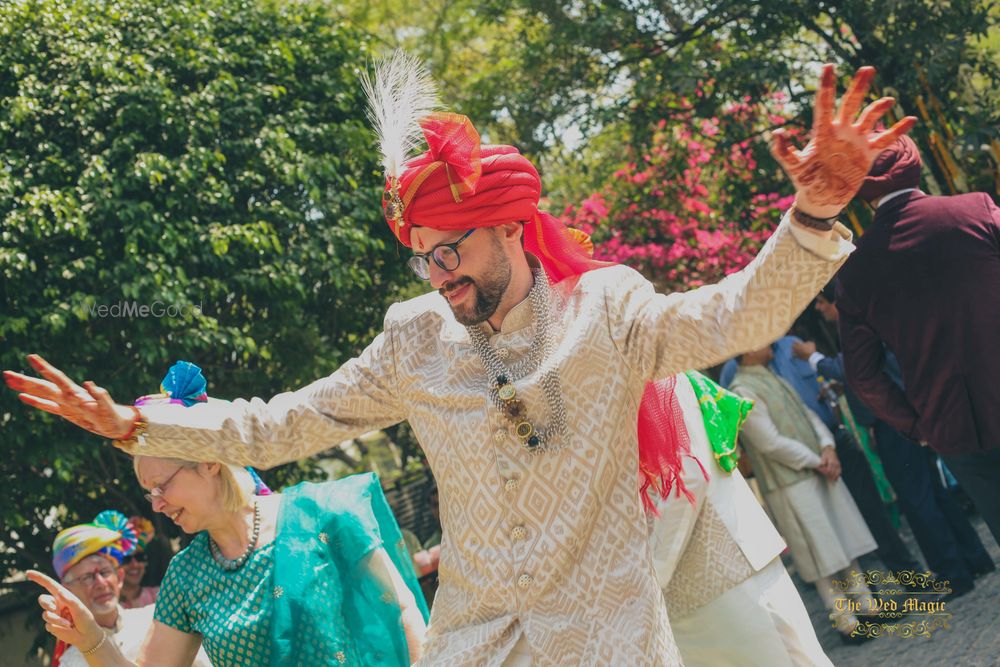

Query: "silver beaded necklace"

xmin=208 ymin=501 xmax=261 ymax=571
xmin=467 ymin=269 xmax=569 ymax=453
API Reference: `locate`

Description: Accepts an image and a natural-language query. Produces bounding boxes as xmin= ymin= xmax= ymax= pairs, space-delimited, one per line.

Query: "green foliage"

xmin=336 ymin=0 xmax=531 ymax=144
xmin=342 ymin=0 xmax=998 ymax=215
xmin=0 ymin=0 xmax=412 ymax=587
xmin=468 ymin=0 xmax=999 ymax=206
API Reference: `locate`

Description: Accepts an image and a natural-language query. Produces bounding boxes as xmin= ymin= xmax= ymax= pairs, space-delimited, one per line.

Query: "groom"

xmin=7 ymin=61 xmax=913 ymax=666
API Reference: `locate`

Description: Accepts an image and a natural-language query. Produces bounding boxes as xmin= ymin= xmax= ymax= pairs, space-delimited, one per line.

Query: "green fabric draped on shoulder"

xmin=270 ymin=473 xmax=429 ymax=666
xmin=684 ymin=370 xmax=753 ymax=473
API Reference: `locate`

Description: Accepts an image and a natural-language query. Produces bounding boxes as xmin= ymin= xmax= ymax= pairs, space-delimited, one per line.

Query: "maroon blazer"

xmin=837 ymin=190 xmax=1000 ymax=456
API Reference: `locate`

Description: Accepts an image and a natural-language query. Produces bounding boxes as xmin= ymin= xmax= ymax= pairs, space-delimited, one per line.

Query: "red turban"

xmin=857 ymin=135 xmax=922 ymax=203
xmin=383 ymin=113 xmax=612 ymax=282
xmin=383 ymin=112 xmax=695 ymax=511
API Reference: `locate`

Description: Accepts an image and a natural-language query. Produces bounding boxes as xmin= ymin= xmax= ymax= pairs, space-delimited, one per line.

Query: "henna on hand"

xmin=3 ymin=354 xmax=134 ymax=439
xmin=770 ymin=65 xmax=917 ymax=220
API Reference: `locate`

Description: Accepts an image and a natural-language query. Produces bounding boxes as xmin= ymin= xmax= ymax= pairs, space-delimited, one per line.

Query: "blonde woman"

xmin=30 ymin=362 xmax=427 ymax=666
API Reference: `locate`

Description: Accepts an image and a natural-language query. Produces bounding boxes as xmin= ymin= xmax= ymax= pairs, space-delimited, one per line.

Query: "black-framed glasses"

xmin=407 ymin=228 xmax=476 ymax=280
xmin=143 ymin=465 xmax=185 ymax=504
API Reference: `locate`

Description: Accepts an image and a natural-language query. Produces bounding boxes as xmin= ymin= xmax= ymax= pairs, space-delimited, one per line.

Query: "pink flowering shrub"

xmin=561 ymin=88 xmax=799 ymax=293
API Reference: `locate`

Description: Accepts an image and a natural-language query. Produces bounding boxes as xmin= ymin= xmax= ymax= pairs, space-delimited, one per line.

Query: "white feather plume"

xmin=361 ymin=50 xmax=440 ymax=180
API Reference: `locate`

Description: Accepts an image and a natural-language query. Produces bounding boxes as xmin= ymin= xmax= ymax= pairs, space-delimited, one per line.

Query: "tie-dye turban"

xmin=52 ymin=510 xmax=137 ymax=579
xmin=128 ymin=516 xmax=156 ymax=553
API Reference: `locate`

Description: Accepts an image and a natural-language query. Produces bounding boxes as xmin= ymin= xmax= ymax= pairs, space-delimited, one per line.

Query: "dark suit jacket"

xmin=837 ymin=190 xmax=1000 ymax=455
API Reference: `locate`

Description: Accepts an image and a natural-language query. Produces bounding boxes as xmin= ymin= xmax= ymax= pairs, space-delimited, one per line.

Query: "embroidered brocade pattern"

xmin=140 ymin=219 xmax=848 ymax=666
xmin=664 ymin=503 xmax=754 ymax=619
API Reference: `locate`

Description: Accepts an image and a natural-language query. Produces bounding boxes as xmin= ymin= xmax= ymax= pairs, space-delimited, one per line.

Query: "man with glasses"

xmin=50 ymin=513 xmax=213 ymax=667
xmin=49 ymin=512 xmax=152 ymax=666
xmin=7 ymin=60 xmax=915 ymax=666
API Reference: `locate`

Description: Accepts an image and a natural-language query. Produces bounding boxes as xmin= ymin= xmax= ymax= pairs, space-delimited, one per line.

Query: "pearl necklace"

xmin=467 ymin=269 xmax=569 ymax=453
xmin=208 ymin=502 xmax=260 ymax=571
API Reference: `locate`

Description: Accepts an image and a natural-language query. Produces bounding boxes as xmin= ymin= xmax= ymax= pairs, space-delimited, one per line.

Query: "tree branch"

xmin=799 ymin=15 xmax=860 ymax=66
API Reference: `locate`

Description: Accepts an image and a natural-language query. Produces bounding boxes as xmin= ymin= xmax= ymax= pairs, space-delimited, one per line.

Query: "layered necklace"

xmin=208 ymin=501 xmax=260 ymax=571
xmin=467 ymin=269 xmax=569 ymax=453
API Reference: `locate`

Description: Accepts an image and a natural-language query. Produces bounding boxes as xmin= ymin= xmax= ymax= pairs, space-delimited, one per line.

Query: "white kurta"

xmin=649 ymin=377 xmax=786 ymax=589
xmin=127 ymin=215 xmax=852 ymax=666
xmin=649 ymin=375 xmax=833 ymax=667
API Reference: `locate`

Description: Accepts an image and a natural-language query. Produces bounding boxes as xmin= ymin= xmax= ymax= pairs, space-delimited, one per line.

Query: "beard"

xmin=440 ymin=241 xmax=512 ymax=326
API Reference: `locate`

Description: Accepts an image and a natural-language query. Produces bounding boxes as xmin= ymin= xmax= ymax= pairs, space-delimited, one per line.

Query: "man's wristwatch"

xmin=791 ymin=207 xmax=839 ymax=231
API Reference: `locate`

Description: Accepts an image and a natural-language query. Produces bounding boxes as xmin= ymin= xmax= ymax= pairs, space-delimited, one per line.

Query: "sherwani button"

xmin=493 ymin=428 xmax=507 ymax=442
xmin=511 ymin=525 xmax=527 ymax=541
xmin=504 ymin=478 xmax=519 ymax=493
xmin=517 ymin=574 xmax=534 ymax=588
xmin=497 ymin=347 xmax=510 ymax=359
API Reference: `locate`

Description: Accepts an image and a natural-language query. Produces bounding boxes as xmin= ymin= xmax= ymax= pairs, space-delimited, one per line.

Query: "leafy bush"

xmin=0 ymin=0 xmax=410 ymax=595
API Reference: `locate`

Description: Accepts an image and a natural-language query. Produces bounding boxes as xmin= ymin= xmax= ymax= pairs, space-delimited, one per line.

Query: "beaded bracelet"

xmin=82 ymin=632 xmax=107 ymax=656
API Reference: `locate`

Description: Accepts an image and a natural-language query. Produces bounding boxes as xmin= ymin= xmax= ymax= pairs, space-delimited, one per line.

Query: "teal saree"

xmin=270 ymin=473 xmax=429 ymax=666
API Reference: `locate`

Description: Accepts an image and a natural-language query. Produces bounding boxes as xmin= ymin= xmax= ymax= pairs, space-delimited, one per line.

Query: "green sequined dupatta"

xmin=270 ymin=474 xmax=429 ymax=666
xmin=685 ymin=370 xmax=753 ymax=473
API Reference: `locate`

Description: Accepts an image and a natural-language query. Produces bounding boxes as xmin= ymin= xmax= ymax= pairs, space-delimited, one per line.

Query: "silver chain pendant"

xmin=467 ymin=270 xmax=569 ymax=453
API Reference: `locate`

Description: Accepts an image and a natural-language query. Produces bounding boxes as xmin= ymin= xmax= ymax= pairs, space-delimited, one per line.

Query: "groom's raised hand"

xmin=771 ymin=64 xmax=917 ymax=221
xmin=3 ymin=354 xmax=134 ymax=439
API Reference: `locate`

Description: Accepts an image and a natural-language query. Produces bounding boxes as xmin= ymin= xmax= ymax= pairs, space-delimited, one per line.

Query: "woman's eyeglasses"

xmin=144 ymin=465 xmax=185 ymax=504
xmin=407 ymin=229 xmax=476 ymax=280
xmin=122 ymin=553 xmax=148 ymax=565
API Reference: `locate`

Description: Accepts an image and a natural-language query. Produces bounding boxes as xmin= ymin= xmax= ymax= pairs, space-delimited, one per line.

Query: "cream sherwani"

xmin=649 ymin=374 xmax=833 ymax=667
xmin=130 ymin=215 xmax=852 ymax=666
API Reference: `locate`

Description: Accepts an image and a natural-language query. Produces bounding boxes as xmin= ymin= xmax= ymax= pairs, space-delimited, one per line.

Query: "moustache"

xmin=440 ymin=277 xmax=474 ymax=297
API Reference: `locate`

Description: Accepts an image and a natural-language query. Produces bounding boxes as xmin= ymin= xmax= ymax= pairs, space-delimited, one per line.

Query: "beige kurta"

xmin=731 ymin=366 xmax=877 ymax=583
xmin=129 ymin=215 xmax=852 ymax=666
